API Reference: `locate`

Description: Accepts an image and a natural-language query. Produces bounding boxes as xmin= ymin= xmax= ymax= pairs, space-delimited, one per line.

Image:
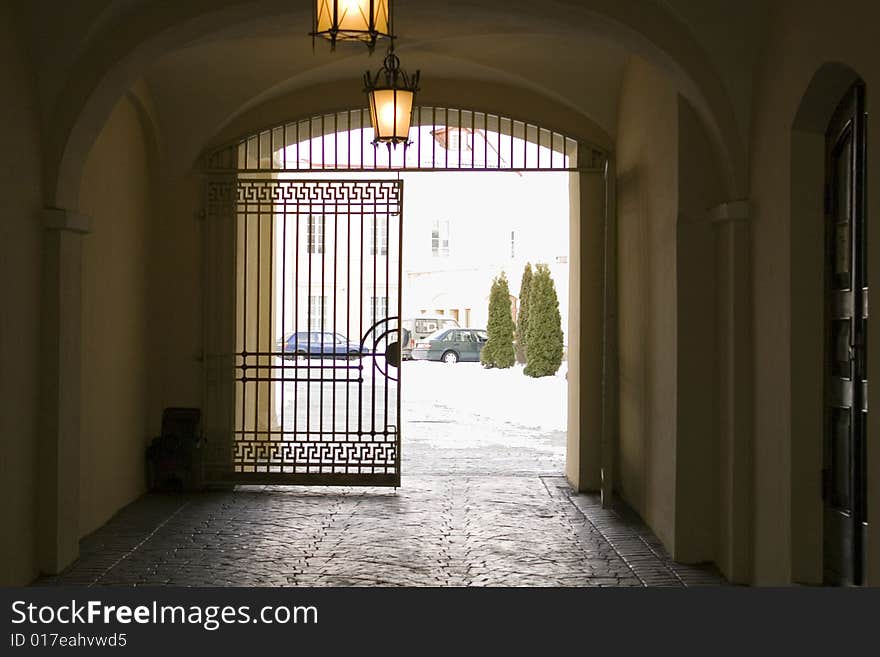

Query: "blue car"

xmin=279 ymin=332 xmax=362 ymax=360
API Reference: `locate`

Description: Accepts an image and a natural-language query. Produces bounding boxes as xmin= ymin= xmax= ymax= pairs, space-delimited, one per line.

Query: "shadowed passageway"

xmin=37 ymin=364 xmax=725 ymax=587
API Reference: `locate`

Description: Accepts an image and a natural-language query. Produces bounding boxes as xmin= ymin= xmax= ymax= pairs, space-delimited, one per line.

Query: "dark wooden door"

xmin=824 ymin=81 xmax=868 ymax=586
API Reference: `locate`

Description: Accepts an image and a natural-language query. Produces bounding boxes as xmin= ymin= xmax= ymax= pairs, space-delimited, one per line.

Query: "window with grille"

xmin=370 ymin=217 xmax=388 ymax=256
xmin=307 ymin=215 xmax=325 ymax=254
xmin=371 ymin=296 xmax=388 ymax=326
xmin=308 ymin=295 xmax=326 ymax=331
xmin=432 ymin=219 xmax=450 ymax=257
xmin=446 ymin=129 xmax=473 ymax=153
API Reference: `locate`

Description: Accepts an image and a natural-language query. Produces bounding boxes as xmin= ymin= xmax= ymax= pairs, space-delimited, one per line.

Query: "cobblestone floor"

xmin=37 ymin=365 xmax=726 ymax=587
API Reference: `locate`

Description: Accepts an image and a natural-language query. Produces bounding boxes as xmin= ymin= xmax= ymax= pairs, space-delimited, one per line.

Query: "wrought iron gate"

xmin=204 ymin=178 xmax=403 ymax=486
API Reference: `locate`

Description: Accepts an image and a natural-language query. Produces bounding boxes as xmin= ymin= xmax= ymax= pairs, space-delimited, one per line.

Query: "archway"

xmin=200 ymin=106 xmax=601 ymax=487
xmin=45 ymin=0 xmax=745 ymax=210
xmin=32 ymin=0 xmax=746 ymax=580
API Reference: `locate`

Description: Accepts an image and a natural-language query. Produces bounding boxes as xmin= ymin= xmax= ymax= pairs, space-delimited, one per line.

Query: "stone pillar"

xmin=38 ymin=208 xmax=89 ymax=574
xmin=235 ymin=207 xmax=279 ymax=458
xmin=566 ymin=170 xmax=606 ymax=492
xmin=711 ymin=200 xmax=753 ymax=584
xmin=256 ymin=211 xmax=276 ymax=433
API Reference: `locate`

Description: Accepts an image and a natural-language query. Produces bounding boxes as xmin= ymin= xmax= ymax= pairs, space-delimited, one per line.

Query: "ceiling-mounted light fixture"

xmin=312 ymin=0 xmax=393 ymax=52
xmin=363 ymin=46 xmax=420 ymax=149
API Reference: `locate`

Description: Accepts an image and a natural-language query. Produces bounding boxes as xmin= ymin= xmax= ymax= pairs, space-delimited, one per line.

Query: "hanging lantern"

xmin=363 ymin=49 xmax=420 ymax=148
xmin=312 ymin=0 xmax=393 ymax=51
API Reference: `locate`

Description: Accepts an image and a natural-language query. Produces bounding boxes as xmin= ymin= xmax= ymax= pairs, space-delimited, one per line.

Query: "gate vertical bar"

xmin=332 ymin=184 xmax=339 ymax=471
xmin=384 ymin=185 xmax=391 ymax=437
xmin=254 ymin=183 xmax=261 ymax=467
xmin=281 ymin=198 xmax=287 ymax=466
xmin=396 ymin=179 xmax=404 ymax=485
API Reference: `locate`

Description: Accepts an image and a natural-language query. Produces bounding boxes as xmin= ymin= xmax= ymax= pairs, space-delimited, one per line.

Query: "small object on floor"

xmin=145 ymin=407 xmax=204 ymax=492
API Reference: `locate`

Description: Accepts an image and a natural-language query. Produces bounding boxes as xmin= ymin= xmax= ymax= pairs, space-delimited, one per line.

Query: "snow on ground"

xmin=269 ymin=356 xmax=569 ymax=475
xmin=401 ymin=359 xmax=568 ymax=476
xmin=403 ymin=360 xmax=568 ymax=432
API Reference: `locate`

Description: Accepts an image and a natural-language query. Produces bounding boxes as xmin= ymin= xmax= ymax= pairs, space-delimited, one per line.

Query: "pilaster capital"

xmin=42 ymin=208 xmax=91 ymax=234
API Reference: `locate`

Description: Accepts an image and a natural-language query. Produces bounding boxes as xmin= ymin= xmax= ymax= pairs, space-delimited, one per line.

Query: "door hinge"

xmin=196 ymin=209 xmax=206 ymax=222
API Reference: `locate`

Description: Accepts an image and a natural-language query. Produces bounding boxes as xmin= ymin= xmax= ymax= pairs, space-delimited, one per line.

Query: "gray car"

xmin=411 ymin=328 xmax=488 ymax=364
xmin=401 ymin=316 xmax=461 ymax=360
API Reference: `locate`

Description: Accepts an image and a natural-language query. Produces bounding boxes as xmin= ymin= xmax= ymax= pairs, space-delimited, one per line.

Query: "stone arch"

xmin=789 ymin=61 xmax=864 ymax=584
xmin=45 ymin=0 xmax=745 ymax=210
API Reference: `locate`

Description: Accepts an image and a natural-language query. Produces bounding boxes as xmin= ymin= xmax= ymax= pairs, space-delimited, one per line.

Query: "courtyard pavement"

xmin=37 ymin=362 xmax=726 ymax=587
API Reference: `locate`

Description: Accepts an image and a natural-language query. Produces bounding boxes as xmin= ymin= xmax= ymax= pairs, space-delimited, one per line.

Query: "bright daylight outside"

xmin=249 ymin=115 xmax=571 ymax=480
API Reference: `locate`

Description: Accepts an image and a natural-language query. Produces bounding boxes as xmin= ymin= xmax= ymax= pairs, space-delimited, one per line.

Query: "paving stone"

xmin=36 ymin=387 xmax=727 ymax=588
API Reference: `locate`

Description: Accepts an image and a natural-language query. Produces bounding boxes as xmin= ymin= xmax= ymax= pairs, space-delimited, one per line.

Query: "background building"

xmin=402 ymin=170 xmax=569 ymax=338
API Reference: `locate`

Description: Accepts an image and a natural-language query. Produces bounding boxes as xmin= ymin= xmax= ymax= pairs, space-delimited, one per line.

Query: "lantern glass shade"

xmin=315 ymin=0 xmax=391 ymax=47
xmin=368 ymin=88 xmax=415 ymax=143
xmin=364 ymin=50 xmax=420 ymax=147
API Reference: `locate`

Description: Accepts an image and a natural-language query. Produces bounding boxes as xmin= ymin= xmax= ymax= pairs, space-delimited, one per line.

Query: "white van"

xmin=401 ymin=315 xmax=461 ymax=360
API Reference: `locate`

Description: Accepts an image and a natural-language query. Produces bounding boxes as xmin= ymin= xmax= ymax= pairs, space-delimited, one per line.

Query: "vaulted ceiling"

xmin=11 ymin=0 xmax=772 ymax=199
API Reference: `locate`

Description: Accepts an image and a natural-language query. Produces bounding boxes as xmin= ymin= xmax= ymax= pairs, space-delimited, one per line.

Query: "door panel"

xmin=824 ymin=82 xmax=868 ymax=585
xmin=460 ymin=331 xmax=477 ymax=361
xmin=448 ymin=330 xmax=465 ymax=358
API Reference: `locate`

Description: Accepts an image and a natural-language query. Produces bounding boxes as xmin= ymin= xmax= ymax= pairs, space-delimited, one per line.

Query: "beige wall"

xmin=616 ymin=57 xmax=726 ymax=566
xmin=78 ymin=95 xmax=154 ymax=536
xmin=0 ymin=5 xmax=43 ymax=586
xmin=616 ymin=57 xmax=679 ymax=552
xmin=750 ymin=0 xmax=880 ymax=585
xmin=675 ymin=98 xmax=725 ymax=564
xmin=145 ymin=174 xmax=203 ymax=434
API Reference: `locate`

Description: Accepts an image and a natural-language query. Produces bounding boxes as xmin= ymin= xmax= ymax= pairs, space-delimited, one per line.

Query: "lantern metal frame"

xmin=311 ymin=0 xmax=394 ymax=52
xmin=363 ymin=47 xmax=421 ymax=149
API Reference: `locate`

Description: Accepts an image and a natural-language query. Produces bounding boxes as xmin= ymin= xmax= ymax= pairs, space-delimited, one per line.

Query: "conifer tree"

xmin=480 ymin=272 xmax=516 ymax=369
xmin=524 ymin=264 xmax=564 ymax=377
xmin=515 ymin=263 xmax=533 ymax=364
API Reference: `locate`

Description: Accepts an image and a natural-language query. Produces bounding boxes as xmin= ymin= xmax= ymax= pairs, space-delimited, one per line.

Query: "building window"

xmin=432 ymin=219 xmax=450 ymax=257
xmin=447 ymin=130 xmax=459 ymax=152
xmin=446 ymin=129 xmax=473 ymax=153
xmin=370 ymin=296 xmax=388 ymax=327
xmin=307 ymin=215 xmax=324 ymax=254
xmin=369 ymin=217 xmax=388 ymax=256
xmin=511 ymin=230 xmax=516 ymax=258
xmin=308 ymin=295 xmax=326 ymax=331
